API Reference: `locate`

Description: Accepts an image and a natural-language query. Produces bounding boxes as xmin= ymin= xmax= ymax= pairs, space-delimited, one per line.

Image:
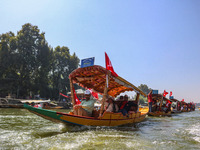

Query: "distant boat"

xmin=21 ymin=100 xmax=63 ymax=109
xmin=181 ymin=101 xmax=190 ymax=112
xmin=170 ymin=98 xmax=181 ymax=113
xmin=148 ymin=94 xmax=172 ymax=117
xmin=24 ymin=65 xmax=148 ymax=126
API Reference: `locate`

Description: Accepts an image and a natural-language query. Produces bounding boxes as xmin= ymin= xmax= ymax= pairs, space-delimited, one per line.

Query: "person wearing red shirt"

xmin=148 ymin=90 xmax=153 ymax=112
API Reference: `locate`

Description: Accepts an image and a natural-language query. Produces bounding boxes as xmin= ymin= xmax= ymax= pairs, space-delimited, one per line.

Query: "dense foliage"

xmin=138 ymin=84 xmax=152 ymax=104
xmin=0 ymin=23 xmax=80 ymax=100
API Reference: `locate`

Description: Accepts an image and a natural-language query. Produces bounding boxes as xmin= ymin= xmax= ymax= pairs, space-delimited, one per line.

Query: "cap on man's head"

xmin=85 ymin=90 xmax=91 ymax=95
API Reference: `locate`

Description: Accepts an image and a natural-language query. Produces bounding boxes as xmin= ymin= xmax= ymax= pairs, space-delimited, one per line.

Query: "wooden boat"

xmin=148 ymin=94 xmax=172 ymax=116
xmin=148 ymin=111 xmax=171 ymax=117
xmin=181 ymin=101 xmax=189 ymax=112
xmin=0 ymin=98 xmax=24 ymax=108
xmin=24 ymin=65 xmax=148 ymax=126
xmin=21 ymin=100 xmax=63 ymax=109
xmin=170 ymin=98 xmax=181 ymax=113
xmin=9 ymin=104 xmax=24 ymax=108
xmin=188 ymin=102 xmax=195 ymax=111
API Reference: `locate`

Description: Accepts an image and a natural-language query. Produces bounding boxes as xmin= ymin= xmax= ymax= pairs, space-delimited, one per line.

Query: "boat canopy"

xmin=69 ymin=65 xmax=146 ymax=97
xmin=20 ymin=100 xmax=51 ymax=104
xmin=152 ymin=94 xmax=172 ymax=102
xmin=170 ymin=98 xmax=180 ymax=102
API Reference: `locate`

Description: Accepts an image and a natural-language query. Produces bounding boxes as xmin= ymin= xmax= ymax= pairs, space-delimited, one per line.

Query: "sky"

xmin=1 ymin=0 xmax=200 ymax=103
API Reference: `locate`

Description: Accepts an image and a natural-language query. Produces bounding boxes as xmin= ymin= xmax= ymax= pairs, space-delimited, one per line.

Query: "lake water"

xmin=0 ymin=108 xmax=200 ymax=150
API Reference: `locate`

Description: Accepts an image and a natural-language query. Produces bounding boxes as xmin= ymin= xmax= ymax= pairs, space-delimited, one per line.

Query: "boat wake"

xmin=186 ymin=122 xmax=200 ymax=143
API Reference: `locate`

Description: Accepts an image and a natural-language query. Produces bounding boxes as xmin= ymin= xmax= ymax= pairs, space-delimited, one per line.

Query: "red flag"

xmin=163 ymin=90 xmax=168 ymax=97
xmin=170 ymin=91 xmax=172 ymax=97
xmin=73 ymin=87 xmax=81 ymax=105
xmin=88 ymin=88 xmax=99 ymax=99
xmin=105 ymin=52 xmax=118 ymax=77
xmin=181 ymin=99 xmax=184 ymax=102
xmin=59 ymin=93 xmax=69 ymax=98
xmin=166 ymin=100 xmax=172 ymax=107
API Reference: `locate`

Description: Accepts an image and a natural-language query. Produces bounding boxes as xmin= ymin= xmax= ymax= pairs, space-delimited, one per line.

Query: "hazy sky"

xmin=1 ymin=0 xmax=200 ymax=102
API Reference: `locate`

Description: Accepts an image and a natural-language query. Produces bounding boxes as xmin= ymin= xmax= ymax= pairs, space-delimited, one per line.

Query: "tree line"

xmin=0 ymin=23 xmax=80 ymax=100
xmin=137 ymin=84 xmax=152 ymax=104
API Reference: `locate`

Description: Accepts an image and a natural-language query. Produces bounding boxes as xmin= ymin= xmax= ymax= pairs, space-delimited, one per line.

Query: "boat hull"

xmin=148 ymin=111 xmax=171 ymax=117
xmin=24 ymin=104 xmax=147 ymax=126
xmin=171 ymin=110 xmax=182 ymax=113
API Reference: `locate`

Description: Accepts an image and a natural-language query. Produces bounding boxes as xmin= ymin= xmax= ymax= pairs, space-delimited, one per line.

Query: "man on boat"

xmin=73 ymin=90 xmax=96 ymax=117
xmin=148 ymin=90 xmax=153 ymax=112
xmin=104 ymin=97 xmax=119 ymax=113
xmin=118 ymin=95 xmax=129 ymax=116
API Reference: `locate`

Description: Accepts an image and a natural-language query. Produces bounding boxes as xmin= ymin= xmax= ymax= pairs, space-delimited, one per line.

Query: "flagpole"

xmin=99 ymin=71 xmax=110 ymax=117
xmin=69 ymin=77 xmax=75 ymax=105
xmin=160 ymin=93 xmax=164 ymax=111
xmin=136 ymin=93 xmax=140 ymax=112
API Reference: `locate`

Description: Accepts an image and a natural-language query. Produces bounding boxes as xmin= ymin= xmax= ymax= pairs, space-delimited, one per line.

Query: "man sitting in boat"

xmin=104 ymin=97 xmax=119 ymax=113
xmin=73 ymin=90 xmax=96 ymax=117
xmin=163 ymin=100 xmax=171 ymax=113
xmin=118 ymin=95 xmax=139 ymax=116
xmin=118 ymin=95 xmax=134 ymax=116
xmin=118 ymin=95 xmax=128 ymax=114
xmin=152 ymin=100 xmax=159 ymax=112
xmin=148 ymin=90 xmax=153 ymax=112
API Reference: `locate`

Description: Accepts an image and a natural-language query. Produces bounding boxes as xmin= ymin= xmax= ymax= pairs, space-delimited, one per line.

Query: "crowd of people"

xmin=148 ymin=90 xmax=195 ymax=113
xmin=148 ymin=90 xmax=172 ymax=113
xmin=73 ymin=90 xmax=138 ymax=117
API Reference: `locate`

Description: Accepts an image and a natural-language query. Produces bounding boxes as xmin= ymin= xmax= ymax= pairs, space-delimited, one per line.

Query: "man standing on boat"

xmin=73 ymin=90 xmax=96 ymax=117
xmin=148 ymin=90 xmax=153 ymax=112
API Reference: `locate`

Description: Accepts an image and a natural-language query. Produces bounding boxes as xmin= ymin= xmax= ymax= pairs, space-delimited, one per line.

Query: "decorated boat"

xmin=170 ymin=98 xmax=181 ymax=113
xmin=181 ymin=101 xmax=189 ymax=112
xmin=148 ymin=94 xmax=172 ymax=116
xmin=24 ymin=65 xmax=148 ymax=126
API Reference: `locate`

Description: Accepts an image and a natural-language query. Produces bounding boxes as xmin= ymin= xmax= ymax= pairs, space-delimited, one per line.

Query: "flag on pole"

xmin=163 ymin=90 xmax=168 ymax=97
xmin=59 ymin=93 xmax=69 ymax=98
xmin=105 ymin=52 xmax=118 ymax=77
xmin=181 ymin=99 xmax=184 ymax=102
xmin=106 ymin=75 xmax=109 ymax=88
xmin=166 ymin=100 xmax=172 ymax=107
xmin=73 ymin=87 xmax=81 ymax=105
xmin=170 ymin=91 xmax=172 ymax=96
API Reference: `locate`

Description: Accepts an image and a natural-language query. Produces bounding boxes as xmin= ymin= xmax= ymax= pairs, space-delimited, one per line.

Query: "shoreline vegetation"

xmin=0 ymin=23 xmax=151 ymax=104
xmin=0 ymin=23 xmax=80 ymax=100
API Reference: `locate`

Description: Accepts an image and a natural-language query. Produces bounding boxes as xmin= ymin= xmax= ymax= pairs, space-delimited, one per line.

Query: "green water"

xmin=0 ymin=108 xmax=200 ymax=150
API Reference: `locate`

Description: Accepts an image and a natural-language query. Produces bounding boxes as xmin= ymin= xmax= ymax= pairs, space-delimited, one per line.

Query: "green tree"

xmin=0 ymin=23 xmax=80 ymax=100
xmin=136 ymin=84 xmax=152 ymax=104
xmin=16 ymin=23 xmax=52 ymax=98
xmin=138 ymin=84 xmax=152 ymax=95
xmin=0 ymin=32 xmax=18 ymax=96
xmin=51 ymin=46 xmax=80 ymax=100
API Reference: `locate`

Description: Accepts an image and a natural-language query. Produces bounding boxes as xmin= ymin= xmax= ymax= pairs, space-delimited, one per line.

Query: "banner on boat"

xmin=152 ymin=90 xmax=158 ymax=94
xmin=81 ymin=57 xmax=95 ymax=68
